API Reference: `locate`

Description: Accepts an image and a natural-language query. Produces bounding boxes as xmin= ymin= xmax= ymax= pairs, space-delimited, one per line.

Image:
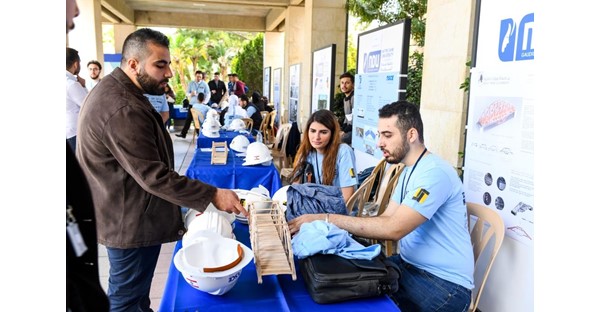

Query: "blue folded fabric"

xmin=292 ymin=220 xmax=381 ymax=260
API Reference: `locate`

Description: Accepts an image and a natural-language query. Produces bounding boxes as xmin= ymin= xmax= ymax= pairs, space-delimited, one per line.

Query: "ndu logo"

xmin=363 ymin=50 xmax=381 ymax=73
xmin=498 ymin=13 xmax=534 ymax=62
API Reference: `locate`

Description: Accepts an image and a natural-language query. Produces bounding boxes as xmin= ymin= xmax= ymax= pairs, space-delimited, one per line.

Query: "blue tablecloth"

xmin=197 ymin=130 xmax=255 ymax=149
xmin=185 ymin=149 xmax=281 ymax=197
xmin=159 ymin=222 xmax=401 ymax=312
xmin=171 ymin=105 xmax=188 ymax=119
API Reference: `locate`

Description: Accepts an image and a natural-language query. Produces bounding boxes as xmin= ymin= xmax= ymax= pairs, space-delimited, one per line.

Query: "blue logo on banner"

xmin=498 ymin=13 xmax=534 ymax=62
xmin=386 ymin=75 xmax=394 ymax=81
xmin=364 ymin=51 xmax=381 ymax=73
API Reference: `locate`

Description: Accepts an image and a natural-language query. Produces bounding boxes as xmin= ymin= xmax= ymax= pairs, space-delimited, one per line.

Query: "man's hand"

xmin=212 ymin=188 xmax=248 ymax=217
xmin=288 ymin=213 xmax=325 ymax=235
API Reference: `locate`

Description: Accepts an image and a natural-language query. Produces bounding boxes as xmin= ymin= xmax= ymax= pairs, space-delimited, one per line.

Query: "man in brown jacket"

xmin=76 ymin=28 xmax=246 ymax=311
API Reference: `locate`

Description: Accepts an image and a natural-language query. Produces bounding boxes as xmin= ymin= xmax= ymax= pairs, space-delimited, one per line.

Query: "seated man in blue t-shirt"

xmin=175 ymin=93 xmax=210 ymax=139
xmin=288 ymin=101 xmax=474 ymax=312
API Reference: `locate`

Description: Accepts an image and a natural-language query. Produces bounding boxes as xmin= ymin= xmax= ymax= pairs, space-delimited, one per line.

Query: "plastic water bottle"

xmin=256 ymin=132 xmax=263 ymax=143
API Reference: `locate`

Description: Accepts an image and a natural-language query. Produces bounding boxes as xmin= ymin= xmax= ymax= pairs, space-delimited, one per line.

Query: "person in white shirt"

xmin=86 ymin=60 xmax=102 ymax=91
xmin=66 ymin=47 xmax=88 ymax=152
xmin=187 ymin=70 xmax=210 ymax=105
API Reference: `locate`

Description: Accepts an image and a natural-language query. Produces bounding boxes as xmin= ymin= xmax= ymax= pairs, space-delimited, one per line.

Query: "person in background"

xmin=66 ymin=47 xmax=88 ymax=152
xmin=227 ymin=73 xmax=234 ymax=95
xmin=144 ymin=93 xmax=170 ymax=124
xmin=288 ymin=101 xmax=474 ymax=312
xmin=289 ymin=109 xmax=358 ymax=203
xmin=339 ymin=72 xmax=354 ymax=145
xmin=222 ymin=94 xmax=248 ymax=128
xmin=66 ymin=0 xmax=110 ymax=311
xmin=208 ymin=72 xmax=227 ymax=106
xmin=164 ymin=84 xmax=176 ymax=128
xmin=86 ymin=60 xmax=102 ymax=91
xmin=231 ymin=73 xmax=246 ymax=97
xmin=187 ymin=70 xmax=209 ymax=105
xmin=76 ymin=28 xmax=247 ymax=312
xmin=239 ymin=94 xmax=262 ymax=133
xmin=176 ymin=92 xmax=209 ymax=139
xmin=258 ymin=94 xmax=273 ymax=112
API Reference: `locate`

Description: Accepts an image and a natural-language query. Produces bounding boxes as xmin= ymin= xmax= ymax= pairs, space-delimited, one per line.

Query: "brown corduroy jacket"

xmin=76 ymin=67 xmax=217 ymax=248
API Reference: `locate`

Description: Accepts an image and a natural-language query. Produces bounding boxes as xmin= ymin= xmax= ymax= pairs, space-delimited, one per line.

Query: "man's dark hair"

xmin=232 ymin=73 xmax=239 ymax=77
xmin=66 ymin=47 xmax=80 ymax=69
xmin=239 ymin=94 xmax=249 ymax=102
xmin=87 ymin=60 xmax=102 ymax=71
xmin=379 ymin=100 xmax=424 ymax=143
xmin=121 ymin=28 xmax=169 ymax=66
xmin=339 ymin=72 xmax=354 ymax=84
xmin=197 ymin=92 xmax=205 ymax=102
xmin=214 ymin=72 xmax=220 ymax=75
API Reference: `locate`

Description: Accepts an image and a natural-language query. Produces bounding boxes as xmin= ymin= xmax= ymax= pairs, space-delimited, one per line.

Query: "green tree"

xmin=348 ymin=0 xmax=427 ymax=105
xmin=232 ymin=33 xmax=264 ymax=95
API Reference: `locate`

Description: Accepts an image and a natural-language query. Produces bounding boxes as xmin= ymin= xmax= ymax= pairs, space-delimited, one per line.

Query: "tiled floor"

xmin=97 ymin=125 xmax=198 ymax=311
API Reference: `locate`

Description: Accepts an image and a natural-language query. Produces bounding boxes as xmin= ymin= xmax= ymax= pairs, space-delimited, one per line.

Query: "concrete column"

xmin=283 ymin=0 xmax=348 ymax=128
xmin=264 ymin=31 xmax=285 ymax=101
xmin=283 ymin=6 xmax=305 ymax=125
xmin=67 ymin=0 xmax=103 ymax=81
xmin=114 ymin=24 xmax=137 ymax=53
xmin=420 ymin=0 xmax=477 ymax=167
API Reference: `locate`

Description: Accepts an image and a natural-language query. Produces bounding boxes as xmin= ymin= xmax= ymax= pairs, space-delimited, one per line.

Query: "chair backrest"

xmin=260 ymin=111 xmax=272 ymax=142
xmin=274 ymin=123 xmax=292 ymax=168
xmin=345 ymin=175 xmax=376 ymax=215
xmin=242 ymin=117 xmax=253 ymax=131
xmin=190 ymin=108 xmax=204 ymax=140
xmin=466 ymin=202 xmax=505 ymax=312
xmin=375 ymin=163 xmax=405 ymax=215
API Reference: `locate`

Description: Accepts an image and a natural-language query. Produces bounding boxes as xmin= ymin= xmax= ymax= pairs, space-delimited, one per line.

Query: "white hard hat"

xmin=272 ymin=185 xmax=290 ymax=213
xmin=202 ymin=117 xmax=221 ymax=131
xmin=173 ymin=237 xmax=253 ymax=295
xmin=232 ymin=189 xmax=271 ymax=223
xmin=230 ymin=135 xmax=250 ymax=153
xmin=186 ymin=211 xmax=233 ymax=239
xmin=207 ymin=109 xmax=220 ymax=123
xmin=228 ymin=118 xmax=246 ymax=131
xmin=201 ymin=128 xmax=220 ymax=138
xmin=183 ymin=204 xmax=235 ymax=231
xmin=242 ymin=142 xmax=273 ymax=166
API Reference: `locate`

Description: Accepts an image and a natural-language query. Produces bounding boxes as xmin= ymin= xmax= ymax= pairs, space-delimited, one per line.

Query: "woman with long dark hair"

xmin=290 ymin=109 xmax=358 ymax=202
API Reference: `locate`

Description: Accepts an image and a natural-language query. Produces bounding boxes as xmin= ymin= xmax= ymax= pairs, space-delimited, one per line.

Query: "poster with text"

xmin=464 ymin=1 xmax=534 ymax=245
xmin=263 ymin=67 xmax=271 ymax=101
xmin=289 ymin=64 xmax=301 ymax=123
xmin=353 ymin=20 xmax=410 ymax=157
xmin=273 ymin=68 xmax=282 ymax=126
xmin=311 ymin=44 xmax=335 ymax=113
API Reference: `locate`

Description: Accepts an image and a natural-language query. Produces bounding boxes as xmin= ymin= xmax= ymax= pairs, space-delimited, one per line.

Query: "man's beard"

xmin=90 ymin=73 xmax=99 ymax=80
xmin=137 ymin=69 xmax=166 ymax=95
xmin=383 ymin=139 xmax=409 ymax=164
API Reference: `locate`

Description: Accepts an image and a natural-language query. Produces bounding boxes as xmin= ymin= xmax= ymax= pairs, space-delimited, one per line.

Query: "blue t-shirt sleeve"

xmin=336 ymin=144 xmax=358 ymax=188
xmin=391 ymin=164 xmax=451 ymax=219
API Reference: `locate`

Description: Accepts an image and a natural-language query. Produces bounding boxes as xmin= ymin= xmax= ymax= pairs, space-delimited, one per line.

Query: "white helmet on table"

xmin=230 ymin=135 xmax=250 ymax=153
xmin=228 ymin=118 xmax=246 ymax=131
xmin=173 ymin=236 xmax=253 ymax=295
xmin=242 ymin=142 xmax=273 ymax=166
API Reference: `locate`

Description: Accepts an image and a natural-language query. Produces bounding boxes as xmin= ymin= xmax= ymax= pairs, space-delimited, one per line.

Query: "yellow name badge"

xmin=412 ymin=188 xmax=430 ymax=204
xmin=349 ymin=168 xmax=356 ymax=178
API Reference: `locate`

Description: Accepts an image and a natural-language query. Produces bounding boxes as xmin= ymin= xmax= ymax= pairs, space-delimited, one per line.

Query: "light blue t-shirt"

xmin=191 ymin=103 xmax=210 ymax=123
xmin=306 ymin=143 xmax=358 ymax=188
xmin=187 ymin=80 xmax=210 ymax=104
xmin=391 ymin=153 xmax=474 ymax=290
xmin=144 ymin=94 xmax=168 ymax=113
